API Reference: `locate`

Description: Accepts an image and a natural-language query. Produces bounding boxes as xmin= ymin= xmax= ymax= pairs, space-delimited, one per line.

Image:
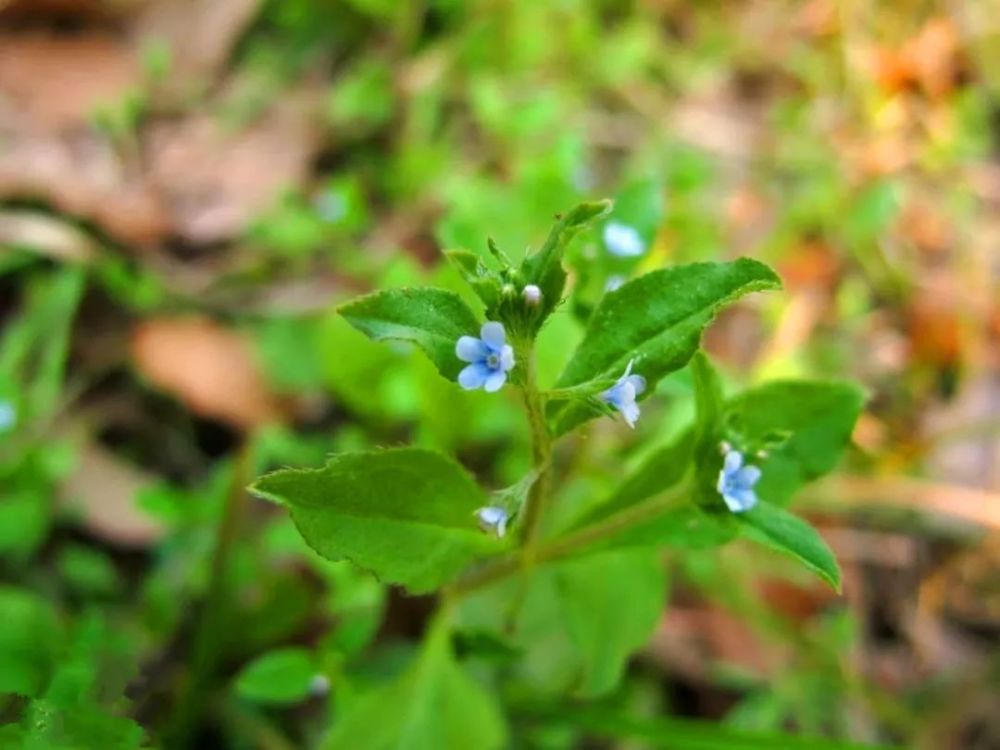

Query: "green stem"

xmin=164 ymin=441 xmax=253 ymax=748
xmin=517 ymin=342 xmax=553 ymax=549
xmin=448 ymin=481 xmax=690 ymax=598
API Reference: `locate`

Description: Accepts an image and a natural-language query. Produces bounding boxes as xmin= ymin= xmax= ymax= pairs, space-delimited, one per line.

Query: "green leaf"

xmin=556 ymin=549 xmax=666 ymax=696
xmin=566 ymin=430 xmax=735 ymax=553
xmin=724 ymin=380 xmax=865 ymax=507
xmin=339 ymin=288 xmax=481 ymax=380
xmin=738 ymin=502 xmax=841 ymax=590
xmin=457 ymin=550 xmax=666 ymax=698
xmin=549 ymin=259 xmax=781 ymax=434
xmin=444 ymin=250 xmax=501 ymax=309
xmin=586 ymin=431 xmax=694 ymax=522
xmin=323 ymin=618 xmax=506 ymax=750
xmin=519 ymin=201 xmax=612 ymax=328
xmin=249 ymin=448 xmax=499 ymax=593
xmin=691 ymin=351 xmax=726 ymax=502
xmin=235 ymin=648 xmax=316 ymax=705
xmin=0 ymin=587 xmax=59 ymax=697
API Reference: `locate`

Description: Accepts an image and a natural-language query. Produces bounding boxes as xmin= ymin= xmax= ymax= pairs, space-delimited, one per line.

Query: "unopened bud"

xmin=309 ymin=674 xmax=331 ymax=696
xmin=522 ymin=284 xmax=542 ymax=306
xmin=501 ymin=283 xmax=517 ymax=299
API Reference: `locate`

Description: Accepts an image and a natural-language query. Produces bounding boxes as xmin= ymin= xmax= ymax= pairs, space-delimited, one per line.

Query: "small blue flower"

xmin=601 ymin=359 xmax=646 ymax=428
xmin=0 ymin=401 xmax=16 ymax=432
xmin=456 ymin=322 xmax=515 ymax=392
xmin=603 ymin=222 xmax=645 ymax=257
xmin=475 ymin=506 xmax=508 ymax=538
xmin=717 ymin=448 xmax=762 ymax=513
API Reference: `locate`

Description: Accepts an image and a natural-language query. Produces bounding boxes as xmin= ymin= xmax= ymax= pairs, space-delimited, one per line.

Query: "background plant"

xmin=0 ymin=1 xmax=997 ymax=748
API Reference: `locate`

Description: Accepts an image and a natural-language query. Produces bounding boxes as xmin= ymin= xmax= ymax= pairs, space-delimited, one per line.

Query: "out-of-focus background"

xmin=0 ymin=1 xmax=997 ymax=748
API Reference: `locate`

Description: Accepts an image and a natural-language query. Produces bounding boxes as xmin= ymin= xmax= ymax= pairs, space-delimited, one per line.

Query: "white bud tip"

xmin=522 ymin=284 xmax=542 ymax=305
xmin=310 ymin=674 xmax=331 ymax=696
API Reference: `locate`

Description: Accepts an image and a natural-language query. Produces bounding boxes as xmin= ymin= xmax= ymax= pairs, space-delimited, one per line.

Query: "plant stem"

xmin=448 ymin=481 xmax=690 ymax=598
xmin=163 ymin=441 xmax=253 ymax=748
xmin=517 ymin=341 xmax=553 ymax=549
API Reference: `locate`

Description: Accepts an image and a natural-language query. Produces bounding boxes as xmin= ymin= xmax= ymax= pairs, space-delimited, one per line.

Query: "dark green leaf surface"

xmin=340 ymin=288 xmax=481 ymax=380
xmin=550 ymin=259 xmax=780 ymax=433
xmin=323 ymin=619 xmax=506 ymax=750
xmin=738 ymin=502 xmax=841 ymax=590
xmin=234 ymin=648 xmax=316 ymax=705
xmin=250 ymin=448 xmax=500 ymax=593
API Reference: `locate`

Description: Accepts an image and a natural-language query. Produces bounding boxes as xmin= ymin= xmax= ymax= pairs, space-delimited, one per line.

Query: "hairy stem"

xmin=517 ymin=342 xmax=553 ymax=549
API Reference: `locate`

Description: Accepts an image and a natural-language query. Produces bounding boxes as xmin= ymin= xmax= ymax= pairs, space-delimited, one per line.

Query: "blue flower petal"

xmin=723 ymin=450 xmax=744 ymax=473
xmin=735 ymin=465 xmax=762 ymax=488
xmin=500 ymin=345 xmax=515 ymax=371
xmin=720 ymin=488 xmax=753 ymax=513
xmin=620 ymin=400 xmax=640 ymax=428
xmin=458 ymin=362 xmax=490 ymax=390
xmin=483 ymin=369 xmax=507 ymax=393
xmin=480 ymin=321 xmax=506 ymax=350
xmin=625 ymin=374 xmax=646 ymax=396
xmin=456 ymin=335 xmax=488 ymax=363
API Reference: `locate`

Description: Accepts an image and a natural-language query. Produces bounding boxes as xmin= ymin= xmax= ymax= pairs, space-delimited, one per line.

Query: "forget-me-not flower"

xmin=717 ymin=448 xmax=761 ymax=513
xmin=0 ymin=401 xmax=16 ymax=432
xmin=456 ymin=322 xmax=515 ymax=392
xmin=475 ymin=506 xmax=508 ymax=538
xmin=600 ymin=359 xmax=646 ymax=428
xmin=603 ymin=222 xmax=645 ymax=257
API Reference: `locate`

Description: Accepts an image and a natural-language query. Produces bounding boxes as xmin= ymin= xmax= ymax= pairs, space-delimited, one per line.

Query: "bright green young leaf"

xmin=323 ymin=618 xmax=506 ymax=750
xmin=738 ymin=502 xmax=841 ymax=591
xmin=249 ymin=448 xmax=500 ymax=593
xmin=458 ymin=549 xmax=666 ymax=698
xmin=15 ymin=613 xmax=146 ymax=750
xmin=339 ymin=288 xmax=481 ymax=380
xmin=235 ymin=648 xmax=316 ymax=705
xmin=519 ymin=201 xmax=612 ymax=328
xmin=549 ymin=259 xmax=781 ymax=434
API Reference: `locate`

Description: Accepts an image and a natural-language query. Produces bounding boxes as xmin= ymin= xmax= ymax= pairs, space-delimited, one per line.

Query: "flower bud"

xmin=522 ymin=284 xmax=542 ymax=306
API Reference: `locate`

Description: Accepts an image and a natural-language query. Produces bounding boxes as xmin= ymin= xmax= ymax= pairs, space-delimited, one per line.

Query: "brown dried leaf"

xmin=0 ymin=129 xmax=171 ymax=245
xmin=0 ymin=210 xmax=98 ymax=262
xmin=144 ymin=97 xmax=321 ymax=243
xmin=60 ymin=441 xmax=164 ymax=547
xmin=130 ymin=316 xmax=283 ymax=431
xmin=0 ymin=32 xmax=140 ymax=130
xmin=131 ymin=0 xmax=263 ymax=95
